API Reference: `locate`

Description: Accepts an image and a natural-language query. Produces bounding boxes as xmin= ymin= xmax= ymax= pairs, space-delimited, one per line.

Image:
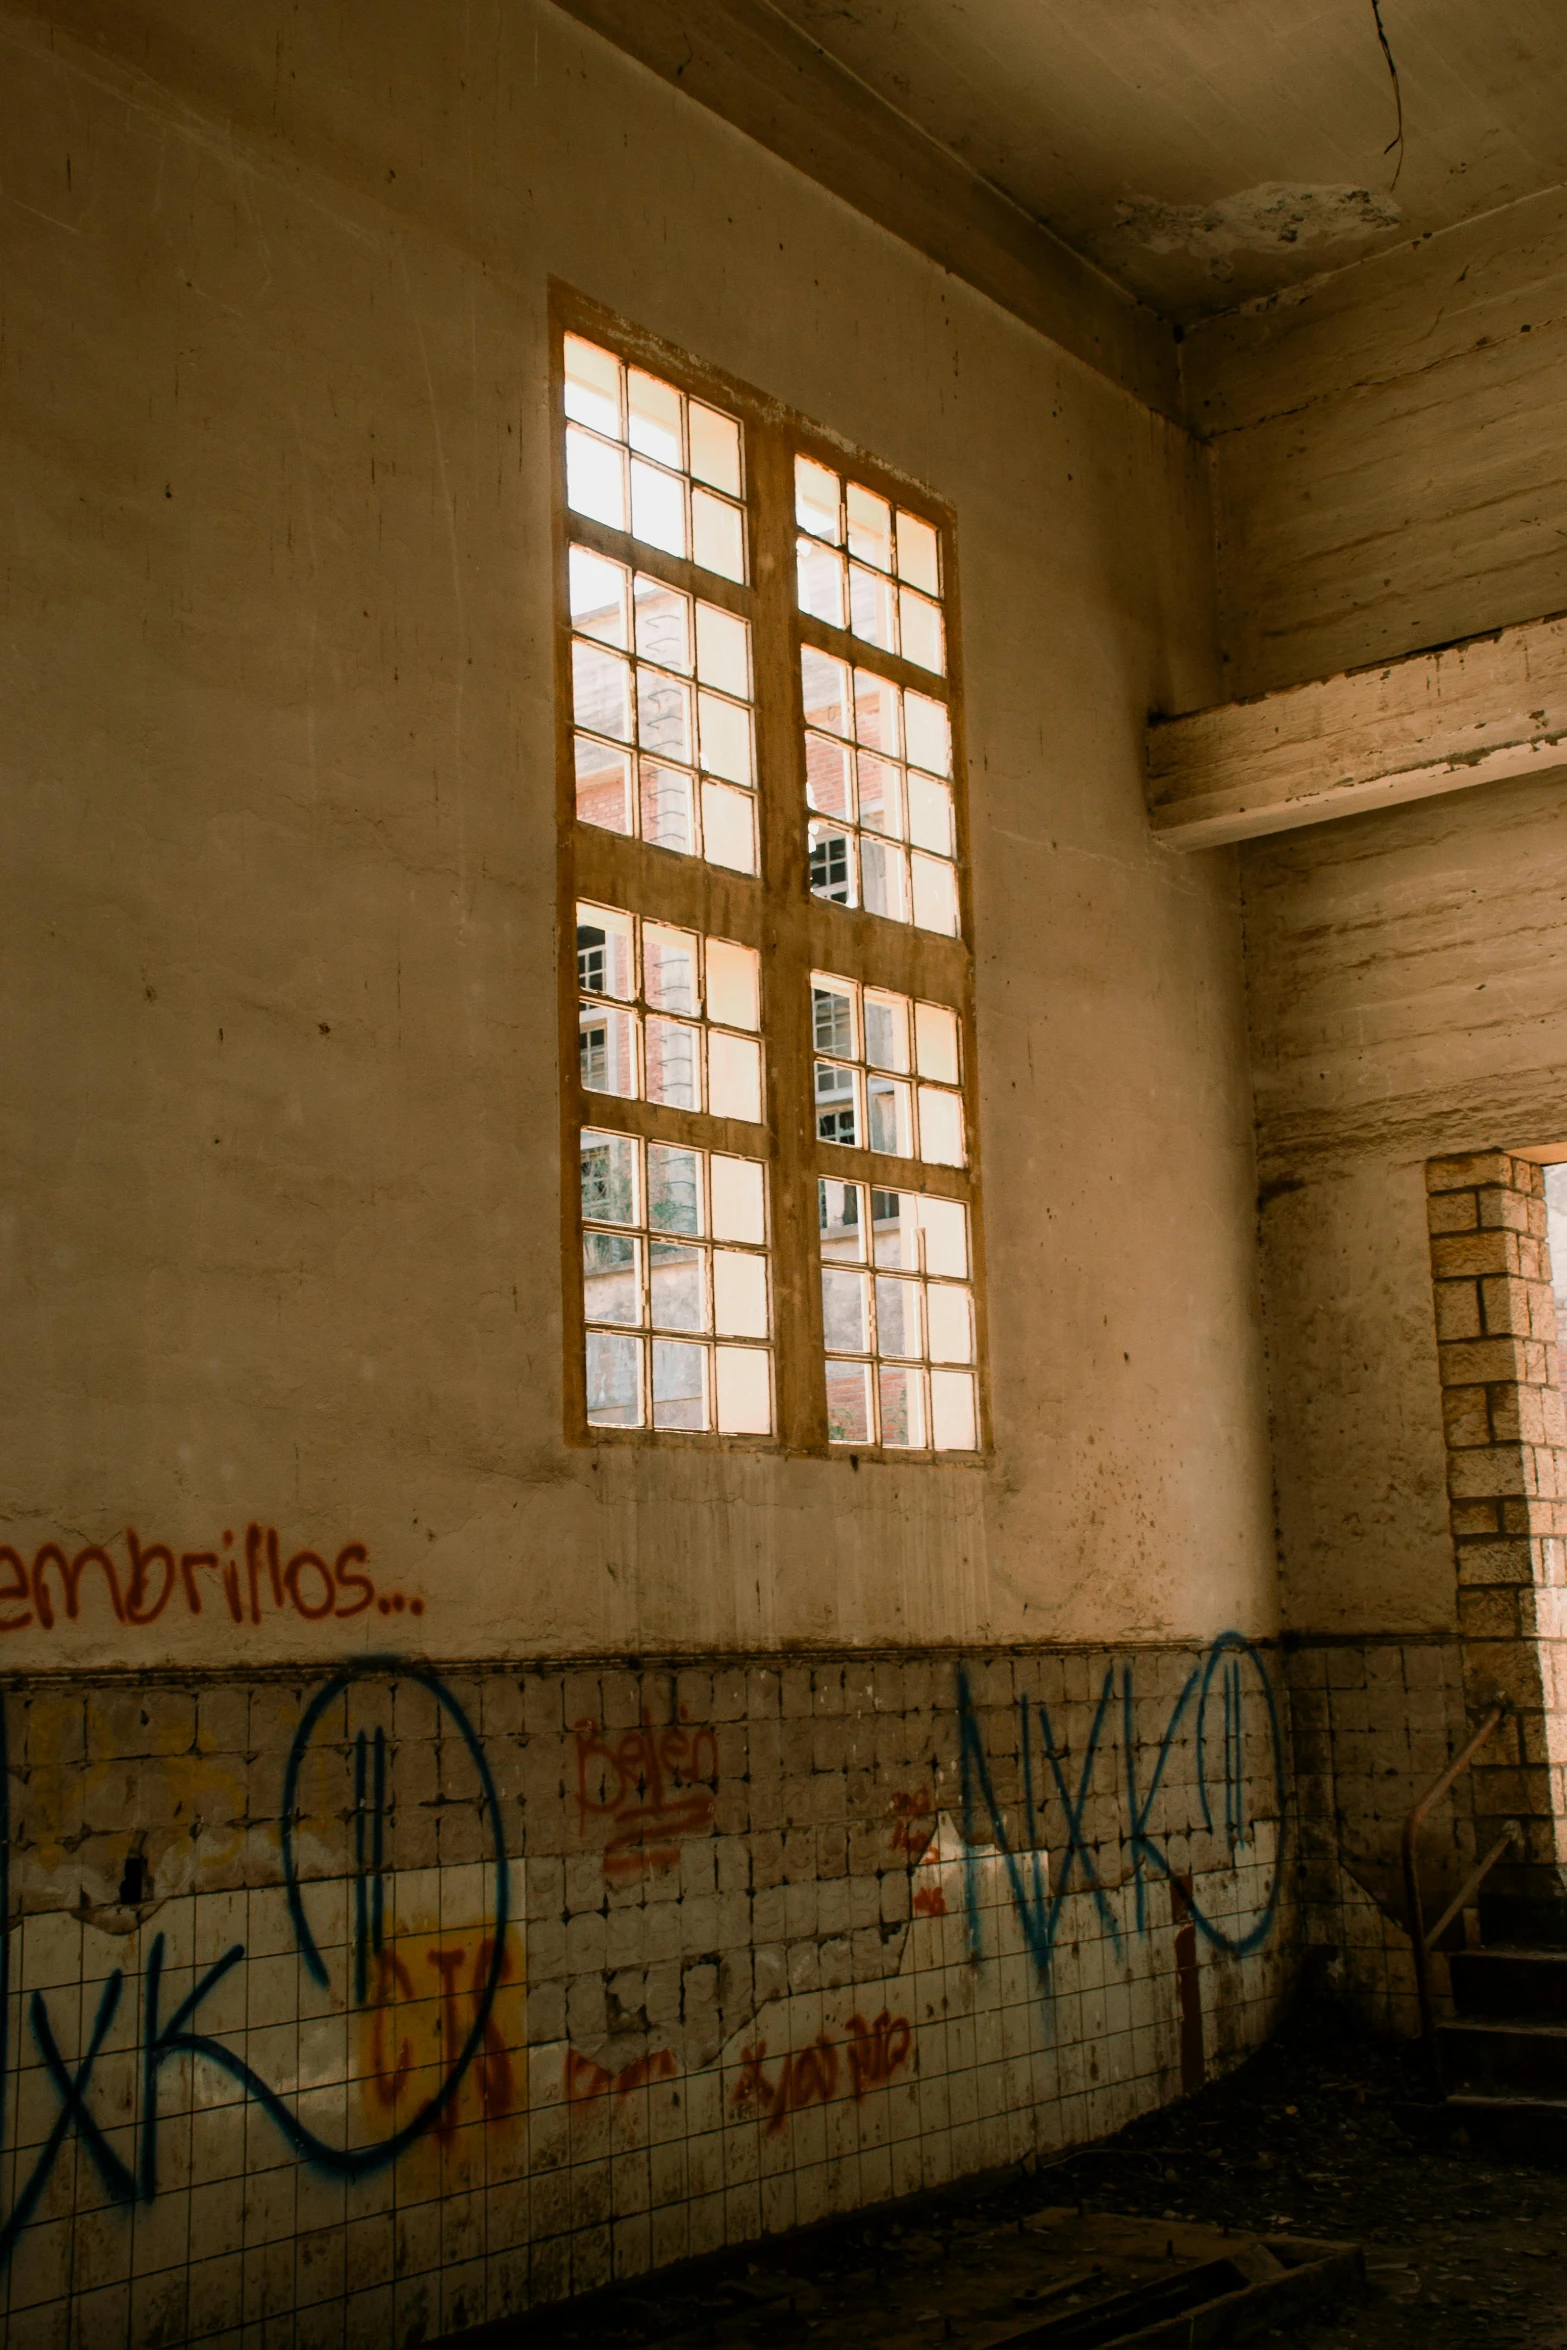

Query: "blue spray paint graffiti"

xmin=0 ymin=1658 xmax=511 ymax=2273
xmin=957 ymin=1632 xmax=1286 ymax=1980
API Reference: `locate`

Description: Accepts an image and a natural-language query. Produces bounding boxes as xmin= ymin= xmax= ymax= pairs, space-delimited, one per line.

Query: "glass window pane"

xmin=867 ymin=1075 xmax=913 ymax=1158
xmin=639 ymin=761 xmax=695 ymax=855
xmin=633 ymin=576 xmax=692 ymax=672
xmin=712 ymin=1155 xmax=766 ymax=1246
xmin=903 ymin=691 xmax=951 ymax=777
xmin=652 ymin=1337 xmax=709 ymax=1429
xmin=795 ymin=456 xmax=841 ymax=542
xmin=715 ymin=1345 xmax=772 ymax=1435
xmin=878 ymin=1364 xmax=927 ymax=1449
xmin=825 ymin=1358 xmax=873 ymax=1445
xmin=566 ymin=425 xmax=625 ymax=529
xmin=812 ymin=981 xmax=857 ymax=1058
xmin=914 ymin=1001 xmax=960 ymax=1083
xmin=800 ymin=648 xmax=851 ymax=736
xmin=573 ymin=641 xmax=632 ymax=741
xmin=849 ymin=563 xmax=898 ymax=652
xmin=689 ymin=401 xmax=742 ymax=496
xmin=864 ymin=992 xmax=910 ymax=1072
xmin=808 ymin=821 xmax=855 ymax=906
xmin=705 ymin=939 xmax=760 ymax=1031
xmin=630 ymin=457 xmax=686 ymax=556
xmin=645 ymin=1016 xmax=702 ymax=1110
xmin=714 ymin=1250 xmax=769 ymax=1339
xmin=911 ymin=852 xmax=960 ymax=936
xmin=818 ymin=1179 xmax=865 ymax=1263
xmin=707 ymin=1030 xmax=763 ymax=1124
xmin=650 ymin=1241 xmax=709 ymax=1331
xmin=698 ymin=691 xmax=754 ymax=787
xmin=583 ymin=1231 xmax=641 ymax=1326
xmin=874 ymin=1275 xmax=922 ymax=1359
xmin=917 ymin=1195 xmax=969 ymax=1278
xmin=579 ymin=1003 xmax=639 ymax=1098
xmin=907 ymin=771 xmax=955 ymax=856
xmin=846 ymin=482 xmax=893 ymax=573
xmin=586 ymin=1330 xmax=641 ymax=1427
xmin=695 ymin=602 xmax=750 ymax=697
xmin=575 ymin=736 xmax=633 ymax=834
xmin=805 ymin=734 xmax=854 ymax=821
xmin=637 ymin=669 xmax=692 ymax=764
xmin=854 ymin=673 xmax=902 ymax=755
xmin=856 ymin=753 xmax=904 ymax=840
xmin=702 ymin=781 xmax=758 ymax=875
xmin=918 ymin=1087 xmax=966 ymax=1168
xmin=815 ymin=1060 xmax=860 ymax=1147
xmin=692 ymin=490 xmax=746 ymax=582
xmin=899 ymin=588 xmax=945 ymax=674
xmin=930 ymin=1367 xmax=977 ymax=1450
xmin=896 ymin=510 xmax=941 ymax=595
xmin=821 ymin=1267 xmax=870 ymax=1353
xmin=581 ymin=1130 xmax=639 ymax=1226
xmin=860 ymin=838 xmax=909 ymax=924
xmin=564 ymin=337 xmax=622 ymax=437
xmin=627 ymin=367 xmax=683 ymax=466
xmin=797 ymin=537 xmax=845 ymax=627
xmin=642 ymin=925 xmax=699 ymax=1013
xmin=926 ymin=1283 xmax=974 ymax=1365
xmin=569 ymin=546 xmax=629 ymax=644
xmin=871 ymin=1190 xmax=918 ymax=1269
xmin=648 ymin=1145 xmax=703 ymax=1234
xmin=576 ymin=904 xmax=635 ymax=998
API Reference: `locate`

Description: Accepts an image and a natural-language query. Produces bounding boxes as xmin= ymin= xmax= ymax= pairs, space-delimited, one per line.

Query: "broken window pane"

xmin=806 ymin=733 xmax=854 ymax=821
xmin=575 ymin=736 xmax=633 ymax=834
xmin=867 ymin=1074 xmax=913 ymax=1158
xmin=815 ymin=1061 xmax=860 ymax=1147
xmin=825 ymin=1359 xmax=873 ymax=1445
xmin=818 ymin=1179 xmax=864 ymax=1262
xmin=808 ymin=821 xmax=855 ymax=906
xmin=860 ymin=838 xmax=909 ymax=923
xmin=642 ymin=924 xmax=700 ymax=1013
xmin=864 ymin=992 xmax=910 ymax=1073
xmin=645 ymin=1015 xmax=702 ymax=1110
xmin=813 ymin=983 xmax=857 ymax=1059
xmin=801 ymin=648 xmax=851 ymax=736
xmin=648 ymin=1144 xmax=703 ymax=1234
xmin=797 ymin=537 xmax=846 ymax=627
xmin=573 ymin=641 xmax=632 ymax=741
xmin=580 ymin=1003 xmax=638 ymax=1097
xmin=577 ymin=904 xmax=635 ymax=998
xmin=878 ymin=1364 xmax=926 ymax=1449
xmin=795 ymin=456 xmax=841 ymax=542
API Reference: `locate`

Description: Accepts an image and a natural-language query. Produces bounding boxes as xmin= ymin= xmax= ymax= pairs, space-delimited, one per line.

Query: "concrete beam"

xmin=1147 ymin=611 xmax=1567 ymax=850
xmin=549 ymin=0 xmax=1182 ymax=424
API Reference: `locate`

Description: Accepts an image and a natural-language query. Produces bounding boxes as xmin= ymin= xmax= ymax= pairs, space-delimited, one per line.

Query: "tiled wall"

xmin=0 ymin=1640 xmax=1293 ymax=2348
xmin=1286 ymin=1635 xmax=1471 ymax=2035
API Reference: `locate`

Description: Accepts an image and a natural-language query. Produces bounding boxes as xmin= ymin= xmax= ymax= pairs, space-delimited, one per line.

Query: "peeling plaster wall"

xmin=1186 ymin=185 xmax=1567 ymax=699
xmin=0 ymin=0 xmax=1275 ymax=1670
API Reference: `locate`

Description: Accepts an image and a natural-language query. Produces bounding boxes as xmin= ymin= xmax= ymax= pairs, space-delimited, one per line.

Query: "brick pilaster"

xmin=1427 ymin=1151 xmax=1567 ymax=1919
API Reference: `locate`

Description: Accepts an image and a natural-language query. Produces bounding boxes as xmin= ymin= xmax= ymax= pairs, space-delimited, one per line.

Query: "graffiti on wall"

xmin=956 ymin=1632 xmax=1286 ymax=1983
xmin=0 ymin=1661 xmax=515 ymax=2274
xmin=732 ymin=2009 xmax=914 ymax=2133
xmin=0 ymin=1526 xmax=423 ymax=1632
xmin=572 ymin=1705 xmax=718 ymax=1881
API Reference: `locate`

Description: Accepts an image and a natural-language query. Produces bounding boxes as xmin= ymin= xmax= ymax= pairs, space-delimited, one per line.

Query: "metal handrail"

xmin=1400 ymin=1701 xmax=1518 ymax=2052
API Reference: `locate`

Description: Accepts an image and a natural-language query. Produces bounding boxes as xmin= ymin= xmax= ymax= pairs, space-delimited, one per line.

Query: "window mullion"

xmin=750 ymin=421 xmax=828 ymax=1453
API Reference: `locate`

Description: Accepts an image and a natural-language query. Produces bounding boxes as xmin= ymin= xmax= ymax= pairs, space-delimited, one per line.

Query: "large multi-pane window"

xmin=556 ymin=298 xmax=984 ymax=1453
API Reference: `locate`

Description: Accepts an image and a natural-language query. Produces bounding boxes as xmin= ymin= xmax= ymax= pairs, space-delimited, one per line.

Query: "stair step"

xmin=1438 ymin=2017 xmax=1567 ymax=2095
xmin=1449 ymin=1946 xmax=1567 ymax=2022
xmin=1444 ymin=2091 xmax=1567 ymax=2149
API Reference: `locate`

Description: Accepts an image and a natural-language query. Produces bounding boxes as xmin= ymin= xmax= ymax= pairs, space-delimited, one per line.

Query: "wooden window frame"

xmin=552 ymin=283 xmax=989 ymax=1459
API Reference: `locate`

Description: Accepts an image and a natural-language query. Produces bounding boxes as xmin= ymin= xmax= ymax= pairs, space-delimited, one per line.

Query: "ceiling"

xmin=763 ymin=0 xmax=1567 ymax=319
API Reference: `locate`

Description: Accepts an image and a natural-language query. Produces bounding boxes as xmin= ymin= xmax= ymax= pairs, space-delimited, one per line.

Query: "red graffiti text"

xmin=733 ymin=2011 xmax=913 ymax=2133
xmin=564 ymin=2047 xmax=677 ymax=2104
xmin=0 ymin=1525 xmax=422 ymax=1633
xmin=573 ymin=1708 xmax=718 ymax=1882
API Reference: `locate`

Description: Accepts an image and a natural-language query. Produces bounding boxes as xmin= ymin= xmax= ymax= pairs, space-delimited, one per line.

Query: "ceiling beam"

xmin=550 ymin=0 xmax=1181 ymax=424
xmin=1146 ymin=611 xmax=1567 ymax=851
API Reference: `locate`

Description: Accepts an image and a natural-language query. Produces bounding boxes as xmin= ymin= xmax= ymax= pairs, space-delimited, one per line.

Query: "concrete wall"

xmin=1184 ymin=186 xmax=1567 ymax=699
xmin=0 ymin=0 xmax=1274 ymax=1672
xmin=0 ymin=1 xmax=1296 ymax=2339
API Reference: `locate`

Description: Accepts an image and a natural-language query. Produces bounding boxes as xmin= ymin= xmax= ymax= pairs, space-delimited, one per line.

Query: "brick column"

xmin=1427 ymin=1151 xmax=1567 ymax=1932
